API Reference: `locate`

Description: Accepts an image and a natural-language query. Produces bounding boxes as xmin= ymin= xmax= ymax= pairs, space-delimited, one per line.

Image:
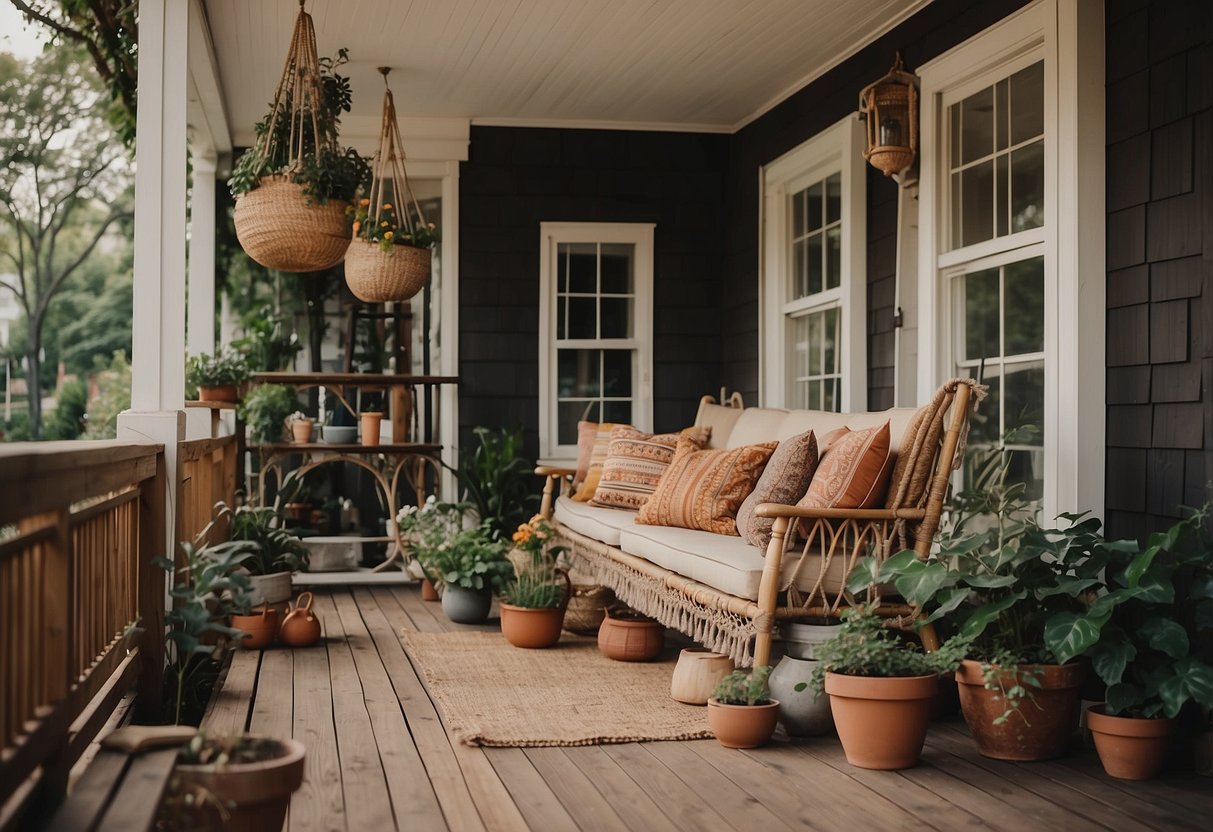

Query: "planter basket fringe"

xmin=234 ymin=2 xmax=351 ymax=272
xmin=236 ymin=176 xmax=351 ymax=272
xmin=345 ymin=68 xmax=434 ymax=302
xmin=345 ymin=241 xmax=431 ymax=302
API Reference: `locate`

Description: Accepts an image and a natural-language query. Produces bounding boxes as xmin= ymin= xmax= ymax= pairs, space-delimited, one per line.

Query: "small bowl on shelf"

xmin=320 ymin=426 xmax=358 ymax=444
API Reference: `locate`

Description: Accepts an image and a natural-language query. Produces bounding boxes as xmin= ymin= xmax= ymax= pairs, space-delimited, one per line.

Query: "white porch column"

xmin=119 ymin=0 xmax=189 ymax=550
xmin=187 ymin=154 xmax=217 ymax=357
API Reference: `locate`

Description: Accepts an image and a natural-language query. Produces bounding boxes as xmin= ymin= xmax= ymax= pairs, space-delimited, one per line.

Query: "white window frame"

xmin=538 ymin=222 xmax=654 ymax=459
xmin=916 ymin=0 xmax=1105 ymax=520
xmin=760 ymin=116 xmax=867 ymax=411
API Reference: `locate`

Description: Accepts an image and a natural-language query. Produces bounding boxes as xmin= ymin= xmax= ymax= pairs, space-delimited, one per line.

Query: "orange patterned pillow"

xmin=590 ymin=426 xmax=709 ymax=510
xmin=637 ymin=438 xmax=778 ymax=535
xmin=573 ymin=421 xmax=621 ymax=491
xmin=736 ymin=430 xmax=818 ymax=548
xmin=797 ymin=422 xmax=893 ymax=512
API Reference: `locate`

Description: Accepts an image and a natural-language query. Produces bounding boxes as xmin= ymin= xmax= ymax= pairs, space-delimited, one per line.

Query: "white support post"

xmin=187 ymin=154 xmax=217 ymax=358
xmin=119 ymin=0 xmax=189 ymax=554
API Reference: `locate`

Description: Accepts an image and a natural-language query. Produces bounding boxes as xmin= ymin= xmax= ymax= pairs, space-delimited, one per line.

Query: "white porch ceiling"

xmin=203 ymin=0 xmax=927 ymax=146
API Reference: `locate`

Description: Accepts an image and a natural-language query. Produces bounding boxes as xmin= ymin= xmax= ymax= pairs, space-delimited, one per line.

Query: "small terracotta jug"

xmin=279 ymin=592 xmax=322 ymax=648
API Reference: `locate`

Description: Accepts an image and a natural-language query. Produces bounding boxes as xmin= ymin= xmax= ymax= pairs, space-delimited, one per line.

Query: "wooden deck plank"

xmin=521 ymin=748 xmax=634 ymax=832
xmin=311 ymin=593 xmax=396 ymax=830
xmin=601 ymin=743 xmax=735 ymax=830
xmin=388 ymin=584 xmax=451 ymax=633
xmin=248 ymin=647 xmax=293 ymax=739
xmin=329 ymin=590 xmax=447 ymax=831
xmin=559 ymin=746 xmax=685 ymax=832
xmin=483 ymin=748 xmax=580 ymax=832
xmin=642 ymin=740 xmax=799 ymax=832
xmin=44 ymin=750 xmax=129 ymax=832
xmin=93 ymin=748 xmax=177 ymax=832
xmin=200 ymin=648 xmax=259 ymax=737
xmin=289 ymin=598 xmax=344 ymax=832
xmin=359 ymin=588 xmax=489 ymax=832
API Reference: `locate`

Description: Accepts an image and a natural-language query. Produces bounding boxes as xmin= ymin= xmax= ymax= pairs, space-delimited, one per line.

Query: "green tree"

xmin=43 ymin=375 xmax=86 ymax=439
xmin=0 ymin=47 xmax=132 ymax=437
xmin=82 ymin=350 xmax=130 ymax=439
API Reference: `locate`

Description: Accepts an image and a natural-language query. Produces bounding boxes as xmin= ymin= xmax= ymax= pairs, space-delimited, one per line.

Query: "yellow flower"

xmin=359 ymin=198 xmax=370 ymax=207
xmin=382 ymin=203 xmax=393 ymax=210
xmin=380 ymin=221 xmax=389 ymax=228
xmin=384 ymin=231 xmax=393 ymax=240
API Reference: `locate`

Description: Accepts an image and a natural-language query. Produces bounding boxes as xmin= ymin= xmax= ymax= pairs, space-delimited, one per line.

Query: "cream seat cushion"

xmin=552 ymin=496 xmax=637 ymax=547
xmin=618 ymin=524 xmax=847 ymax=602
xmin=724 ymin=406 xmax=920 ymax=455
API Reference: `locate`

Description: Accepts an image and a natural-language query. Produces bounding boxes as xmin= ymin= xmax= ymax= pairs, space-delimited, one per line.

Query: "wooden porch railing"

xmin=0 ymin=441 xmax=166 ymax=816
xmin=178 ymin=434 xmax=238 ymax=547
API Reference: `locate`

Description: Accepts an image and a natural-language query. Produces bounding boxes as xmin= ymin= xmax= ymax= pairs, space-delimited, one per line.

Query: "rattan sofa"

xmin=537 ymin=379 xmax=981 ymax=667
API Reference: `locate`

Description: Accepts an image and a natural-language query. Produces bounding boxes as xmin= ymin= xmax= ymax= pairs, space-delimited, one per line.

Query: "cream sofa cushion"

xmin=618 ymin=524 xmax=848 ymax=602
xmin=723 ymin=406 xmax=920 ymax=456
xmin=693 ymin=399 xmax=746 ymax=449
xmin=553 ymin=496 xmax=637 ymax=547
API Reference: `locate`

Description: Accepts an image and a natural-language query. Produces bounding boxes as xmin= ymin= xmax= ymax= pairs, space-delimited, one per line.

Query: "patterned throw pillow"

xmin=637 ymin=438 xmax=778 ymax=535
xmin=735 ymin=430 xmax=819 ymax=549
xmin=797 ymin=422 xmax=893 ymax=513
xmin=590 ymin=426 xmax=709 ymax=510
xmin=573 ymin=421 xmax=620 ymax=490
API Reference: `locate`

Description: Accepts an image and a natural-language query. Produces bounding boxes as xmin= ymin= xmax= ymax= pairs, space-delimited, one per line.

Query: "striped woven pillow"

xmin=590 ymin=426 xmax=709 ymax=510
xmin=637 ymin=437 xmax=778 ymax=535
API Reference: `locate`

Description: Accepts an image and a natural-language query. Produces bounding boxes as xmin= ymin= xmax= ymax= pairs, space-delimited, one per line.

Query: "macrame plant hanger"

xmin=234 ymin=0 xmax=351 ymax=273
xmin=344 ymin=68 xmax=433 ymax=303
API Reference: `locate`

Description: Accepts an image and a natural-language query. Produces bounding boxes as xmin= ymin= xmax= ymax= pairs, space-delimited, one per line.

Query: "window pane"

xmin=825 ymin=226 xmax=841 ymax=290
xmin=558 ymin=245 xmax=569 ymax=294
xmin=959 ymin=86 xmax=994 ymax=165
xmin=808 ymin=232 xmax=823 ymax=295
xmin=996 ymin=154 xmax=1009 ymax=237
xmin=950 ymin=172 xmax=962 ymax=248
xmin=960 ymin=160 xmax=994 ymax=246
xmin=567 ymin=297 xmax=596 ymax=339
xmin=807 ymin=181 xmax=823 ymax=231
xmin=792 ymin=189 xmax=806 ymax=237
xmin=557 ymin=296 xmax=567 ymax=340
xmin=602 ymin=400 xmax=632 ymax=425
xmin=602 ymin=350 xmax=632 ymax=396
xmin=1004 ymin=257 xmax=1044 ymax=355
xmin=1010 ymin=61 xmax=1044 ymax=145
xmin=1006 ymin=448 xmax=1044 ymax=502
xmin=823 ymin=306 xmax=839 ymax=373
xmin=823 ymin=378 xmax=837 ymax=412
xmin=963 ymin=268 xmax=1000 ymax=360
xmin=561 ymin=243 xmax=597 ymax=294
xmin=600 ymin=298 xmax=632 ymax=338
xmin=1004 ymin=361 xmax=1044 ymax=438
xmin=808 ymin=379 xmax=821 ymax=410
xmin=995 ymin=78 xmax=1009 ymax=151
xmin=792 ymin=238 xmax=807 ymax=300
xmin=1010 ymin=140 xmax=1045 ymax=232
xmin=968 ymin=367 xmax=1001 ymax=446
xmin=600 ymin=244 xmax=634 ymax=294
xmin=808 ymin=312 xmax=822 ymax=374
xmin=557 ymin=401 xmax=596 ymax=446
xmin=557 ymin=349 xmax=599 ymax=398
xmin=825 ymin=173 xmax=841 ymax=224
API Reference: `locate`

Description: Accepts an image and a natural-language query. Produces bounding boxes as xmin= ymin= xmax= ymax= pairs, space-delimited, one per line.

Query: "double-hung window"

xmin=762 ymin=117 xmax=866 ymax=411
xmin=538 ymin=222 xmax=653 ymax=458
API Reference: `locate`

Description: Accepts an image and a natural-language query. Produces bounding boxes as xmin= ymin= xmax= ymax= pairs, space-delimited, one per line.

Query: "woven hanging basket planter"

xmin=236 ymin=177 xmax=350 ymax=272
xmin=345 ymin=240 xmax=431 ymax=303
xmin=345 ymin=69 xmax=436 ymax=302
xmin=232 ymin=2 xmax=355 ymax=272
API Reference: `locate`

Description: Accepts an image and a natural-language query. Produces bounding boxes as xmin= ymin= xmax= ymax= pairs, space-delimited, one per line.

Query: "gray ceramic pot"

xmin=769 ymin=655 xmax=833 ymax=737
xmin=441 ymin=585 xmax=492 ymax=625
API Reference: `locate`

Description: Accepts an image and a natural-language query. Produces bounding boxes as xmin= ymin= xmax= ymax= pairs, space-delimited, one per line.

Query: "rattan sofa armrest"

xmin=751 ymin=503 xmax=927 ymax=521
xmin=534 ymin=465 xmax=577 ymax=477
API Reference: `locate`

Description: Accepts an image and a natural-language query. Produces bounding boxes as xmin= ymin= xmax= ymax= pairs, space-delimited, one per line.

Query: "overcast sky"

xmin=0 ymin=4 xmax=48 ymax=59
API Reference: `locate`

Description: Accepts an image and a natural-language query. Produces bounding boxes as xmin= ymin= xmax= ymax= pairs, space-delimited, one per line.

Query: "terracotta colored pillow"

xmin=798 ymin=422 xmax=893 ymax=512
xmin=573 ymin=420 xmax=621 ymax=490
xmin=590 ymin=426 xmax=709 ymax=510
xmin=736 ymin=430 xmax=819 ymax=549
xmin=637 ymin=438 xmax=778 ymax=535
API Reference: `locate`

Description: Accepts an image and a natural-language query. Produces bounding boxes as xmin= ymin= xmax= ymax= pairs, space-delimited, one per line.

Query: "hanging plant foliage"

xmin=344 ymin=68 xmax=440 ymax=303
xmin=230 ymin=1 xmax=370 ymax=273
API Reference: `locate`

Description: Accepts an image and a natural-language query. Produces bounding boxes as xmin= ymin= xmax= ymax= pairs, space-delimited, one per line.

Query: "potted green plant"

xmin=860 ymin=433 xmax=1104 ymax=761
xmin=187 ymin=349 xmax=251 ymax=403
xmin=1079 ymin=509 xmax=1213 ymax=780
xmin=209 ymin=501 xmax=309 ymax=608
xmin=233 ymin=304 xmax=303 ymax=372
xmin=707 ymin=667 xmax=780 ymax=749
xmin=286 ymin=411 xmax=315 ymax=444
xmin=161 ymin=732 xmax=306 ymax=832
xmin=239 ymin=384 xmax=300 ymax=444
xmin=498 ymin=515 xmax=571 ymax=648
xmin=229 ymin=6 xmax=370 ymax=273
xmin=808 ymin=605 xmax=967 ymax=769
xmin=451 ymin=425 xmax=538 ymax=542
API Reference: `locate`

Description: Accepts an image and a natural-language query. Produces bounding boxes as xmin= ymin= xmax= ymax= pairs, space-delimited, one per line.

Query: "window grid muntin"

xmin=789 ymin=304 xmax=842 ymax=412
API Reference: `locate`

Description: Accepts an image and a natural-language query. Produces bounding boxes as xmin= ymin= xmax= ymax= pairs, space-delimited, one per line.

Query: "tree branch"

xmin=35 ymin=208 xmax=131 ymax=318
xmin=8 ymin=0 xmax=115 ymax=84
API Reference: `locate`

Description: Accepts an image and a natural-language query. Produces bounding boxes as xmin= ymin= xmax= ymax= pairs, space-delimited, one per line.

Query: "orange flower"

xmin=359 ymin=198 xmax=370 ymax=207
xmin=352 ymin=220 xmax=361 ymax=235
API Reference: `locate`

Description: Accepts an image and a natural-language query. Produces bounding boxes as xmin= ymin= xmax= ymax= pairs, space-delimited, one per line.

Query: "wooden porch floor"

xmin=202 ymin=587 xmax=1212 ymax=832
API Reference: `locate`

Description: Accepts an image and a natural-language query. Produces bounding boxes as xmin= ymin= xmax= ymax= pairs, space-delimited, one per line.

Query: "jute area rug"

xmin=400 ymin=630 xmax=712 ymax=747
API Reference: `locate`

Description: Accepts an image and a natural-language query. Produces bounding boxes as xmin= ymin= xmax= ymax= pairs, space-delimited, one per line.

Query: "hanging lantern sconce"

xmin=858 ymin=52 xmax=919 ymax=177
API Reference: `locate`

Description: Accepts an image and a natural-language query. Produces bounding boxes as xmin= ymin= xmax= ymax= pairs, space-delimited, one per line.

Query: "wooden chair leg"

xmin=539 ymin=475 xmax=557 ymax=520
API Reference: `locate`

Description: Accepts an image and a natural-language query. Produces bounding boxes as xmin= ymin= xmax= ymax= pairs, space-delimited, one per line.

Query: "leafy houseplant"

xmin=453 ymin=426 xmax=538 ymax=543
xmin=240 ymin=384 xmax=300 ymax=444
xmin=808 ymin=605 xmax=966 ymax=769
xmin=233 ymin=304 xmax=302 ymax=372
xmin=498 ymin=515 xmax=571 ymax=648
xmin=210 ymin=500 xmax=309 ymax=609
xmin=187 ymin=349 xmax=250 ymax=403
xmin=707 ymin=667 xmax=780 ymax=748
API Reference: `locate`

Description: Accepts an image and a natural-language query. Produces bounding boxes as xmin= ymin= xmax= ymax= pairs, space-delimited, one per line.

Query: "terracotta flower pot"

xmin=360 ymin=412 xmax=383 ymax=446
xmin=290 ymin=420 xmax=314 ymax=443
xmin=825 ymin=671 xmax=938 ymax=770
xmin=706 ymin=699 xmax=781 ymax=749
xmin=956 ymin=659 xmax=1084 ymax=761
xmin=670 ymin=648 xmax=734 ymax=705
xmin=597 ymin=611 xmax=664 ymax=661
xmin=171 ymin=736 xmax=306 ymax=832
xmin=421 ymin=577 xmax=440 ymax=601
xmin=231 ymin=607 xmax=279 ymax=650
xmin=1086 ymin=705 xmax=1173 ymax=780
xmin=500 ymin=603 xmax=566 ymax=649
xmin=198 ymin=384 xmax=238 ymax=403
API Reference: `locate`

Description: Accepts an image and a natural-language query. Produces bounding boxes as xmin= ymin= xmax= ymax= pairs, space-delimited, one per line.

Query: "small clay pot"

xmin=290 ymin=420 xmax=314 ymax=443
xmin=1086 ymin=705 xmax=1173 ymax=780
xmin=421 ymin=578 xmax=440 ymax=602
xmin=956 ymin=660 xmax=1084 ymax=761
xmin=198 ymin=384 xmax=238 ymax=403
xmin=171 ymin=736 xmax=305 ymax=832
xmin=279 ymin=592 xmax=322 ymax=648
xmin=706 ymin=699 xmax=781 ymax=749
xmin=597 ymin=611 xmax=663 ymax=661
xmin=231 ymin=606 xmax=279 ymax=650
xmin=360 ymin=412 xmax=383 ymax=446
xmin=670 ymin=648 xmax=734 ymax=705
xmin=826 ymin=671 xmax=937 ymax=770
